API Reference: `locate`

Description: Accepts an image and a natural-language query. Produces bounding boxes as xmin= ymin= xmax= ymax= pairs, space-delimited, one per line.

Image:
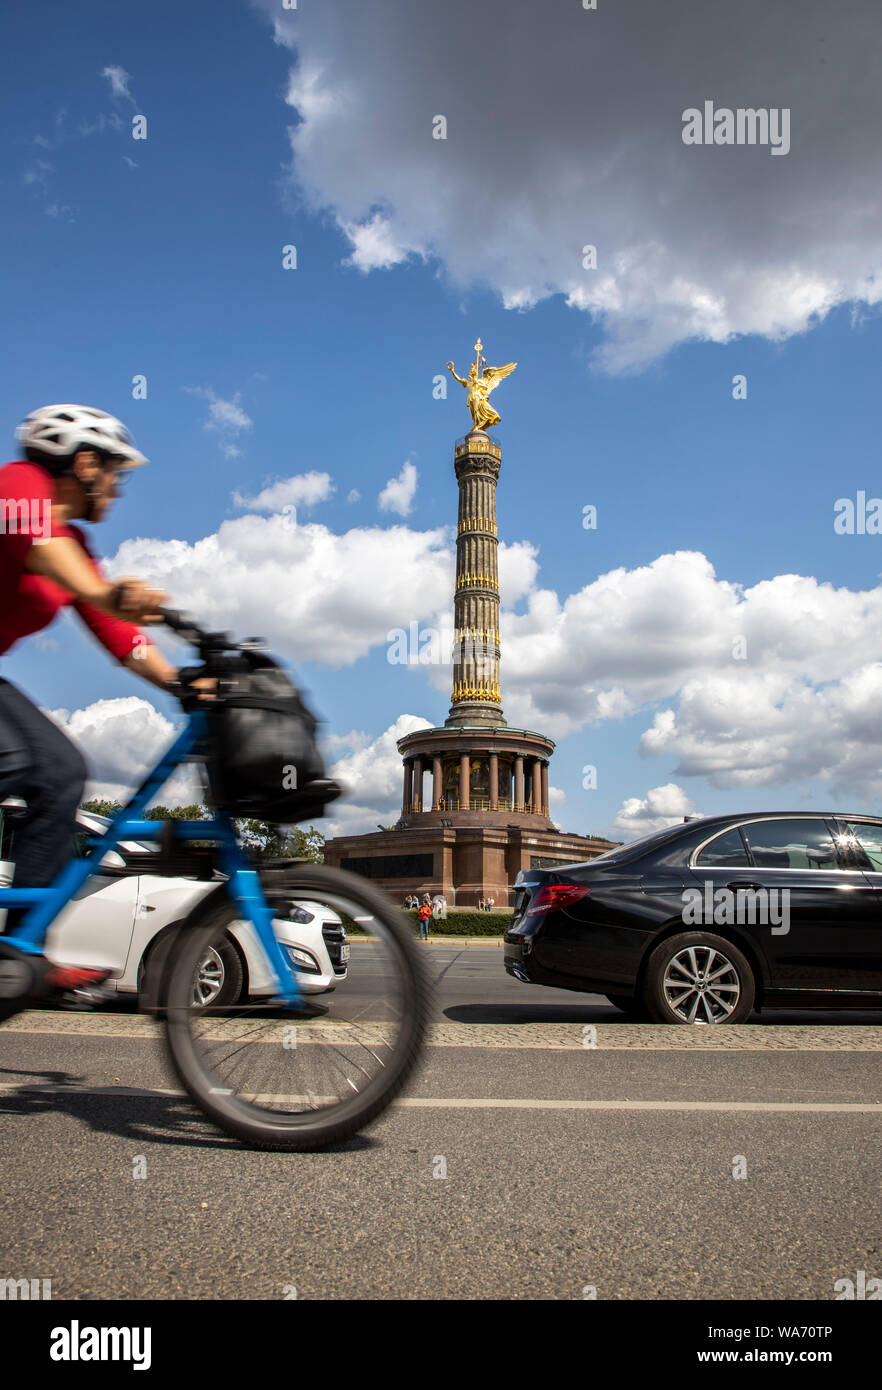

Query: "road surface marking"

xmin=1 ymin=1082 xmax=881 ymax=1113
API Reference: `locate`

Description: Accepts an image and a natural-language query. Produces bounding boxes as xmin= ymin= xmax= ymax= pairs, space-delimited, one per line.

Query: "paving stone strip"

xmin=2 ymin=1012 xmax=882 ymax=1049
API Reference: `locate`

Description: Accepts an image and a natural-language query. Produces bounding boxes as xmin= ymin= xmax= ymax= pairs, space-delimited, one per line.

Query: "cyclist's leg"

xmin=0 ymin=679 xmax=86 ymax=918
xmin=0 ymin=682 xmax=107 ymax=1002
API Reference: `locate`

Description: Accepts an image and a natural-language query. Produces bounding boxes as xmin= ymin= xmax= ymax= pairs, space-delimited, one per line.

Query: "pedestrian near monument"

xmin=418 ymin=899 xmax=432 ymax=940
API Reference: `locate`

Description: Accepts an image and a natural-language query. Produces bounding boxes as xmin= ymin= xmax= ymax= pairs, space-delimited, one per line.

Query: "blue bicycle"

xmin=0 ymin=612 xmax=430 ymax=1150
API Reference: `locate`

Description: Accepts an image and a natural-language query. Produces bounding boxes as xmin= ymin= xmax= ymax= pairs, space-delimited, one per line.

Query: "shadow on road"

xmin=0 ymin=1066 xmax=377 ymax=1153
xmin=443 ymin=1002 xmax=621 ymax=1024
xmin=443 ymin=1003 xmax=882 ymax=1027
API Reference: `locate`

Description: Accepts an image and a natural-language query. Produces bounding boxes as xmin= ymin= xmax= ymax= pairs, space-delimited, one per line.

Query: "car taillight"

xmin=526 ymin=883 xmax=590 ymax=914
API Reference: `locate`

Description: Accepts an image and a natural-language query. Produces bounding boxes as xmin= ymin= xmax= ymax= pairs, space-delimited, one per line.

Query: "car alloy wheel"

xmin=643 ymin=931 xmax=755 ymax=1025
xmin=190 ymin=936 xmax=244 ymax=1008
xmin=193 ymin=946 xmax=225 ymax=1006
xmin=662 ymin=945 xmax=740 ymax=1023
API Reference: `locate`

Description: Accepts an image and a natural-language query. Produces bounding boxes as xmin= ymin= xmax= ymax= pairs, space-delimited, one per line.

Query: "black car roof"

xmin=681 ymin=811 xmax=882 ymax=827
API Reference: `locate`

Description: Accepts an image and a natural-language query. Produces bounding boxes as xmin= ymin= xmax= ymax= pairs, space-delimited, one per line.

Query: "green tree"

xmin=81 ymin=798 xmax=124 ymax=818
xmin=81 ymin=800 xmax=325 ymax=864
xmin=290 ymin=825 xmax=325 ymax=863
xmin=234 ymin=820 xmax=325 ymax=862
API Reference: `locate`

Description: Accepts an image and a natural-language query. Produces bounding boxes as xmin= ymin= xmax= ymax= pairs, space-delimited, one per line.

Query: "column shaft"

xmin=514 ymin=755 xmax=524 ymax=812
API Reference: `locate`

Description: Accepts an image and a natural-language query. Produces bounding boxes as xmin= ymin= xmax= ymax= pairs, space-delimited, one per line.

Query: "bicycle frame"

xmin=0 ymin=710 xmax=303 ymax=1006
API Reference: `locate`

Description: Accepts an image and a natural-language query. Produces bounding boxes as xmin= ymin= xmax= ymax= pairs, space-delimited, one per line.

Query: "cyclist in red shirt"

xmin=0 ymin=404 xmax=175 ymax=966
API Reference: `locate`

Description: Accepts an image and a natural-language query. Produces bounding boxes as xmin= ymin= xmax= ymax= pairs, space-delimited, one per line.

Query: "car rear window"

xmin=740 ymin=818 xmax=840 ymax=870
xmin=694 ymin=826 xmax=750 ymax=867
xmin=837 ymin=821 xmax=882 ymax=871
xmin=589 ymin=823 xmax=682 ymax=864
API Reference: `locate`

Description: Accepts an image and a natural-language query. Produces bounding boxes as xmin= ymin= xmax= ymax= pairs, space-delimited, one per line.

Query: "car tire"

xmin=192 ymin=935 xmax=244 ymax=1007
xmin=642 ymin=932 xmax=755 ymax=1025
xmin=141 ymin=931 xmax=245 ymax=1008
xmin=605 ymin=993 xmax=650 ymax=1020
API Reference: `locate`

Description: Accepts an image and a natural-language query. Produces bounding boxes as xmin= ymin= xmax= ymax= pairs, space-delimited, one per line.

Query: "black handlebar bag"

xmin=204 ymin=651 xmax=341 ymax=824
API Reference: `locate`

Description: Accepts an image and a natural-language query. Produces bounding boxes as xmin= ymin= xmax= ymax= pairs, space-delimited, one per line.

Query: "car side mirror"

xmin=100 ymin=850 xmax=127 ymax=870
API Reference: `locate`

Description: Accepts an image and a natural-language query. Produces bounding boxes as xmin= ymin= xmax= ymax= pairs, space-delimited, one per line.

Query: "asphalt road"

xmin=1 ymin=946 xmax=880 ymax=1300
xmin=374 ymin=941 xmax=882 ymax=1026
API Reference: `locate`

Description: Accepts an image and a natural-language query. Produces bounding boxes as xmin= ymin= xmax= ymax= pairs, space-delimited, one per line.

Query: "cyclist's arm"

xmin=26 ymin=535 xmax=208 ymax=696
xmin=23 ymin=536 xmax=163 ymax=620
xmin=27 ymin=535 xmax=181 ymax=689
xmin=121 ymin=644 xmax=179 ymax=691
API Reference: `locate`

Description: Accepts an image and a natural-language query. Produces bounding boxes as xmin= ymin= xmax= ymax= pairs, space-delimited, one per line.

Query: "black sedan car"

xmin=505 ymin=812 xmax=882 ymax=1023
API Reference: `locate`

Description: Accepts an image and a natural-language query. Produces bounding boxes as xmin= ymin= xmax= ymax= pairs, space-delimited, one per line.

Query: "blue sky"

xmin=3 ymin=0 xmax=882 ymax=839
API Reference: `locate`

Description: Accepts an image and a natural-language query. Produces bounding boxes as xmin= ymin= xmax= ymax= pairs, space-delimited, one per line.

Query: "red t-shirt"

xmin=0 ymin=460 xmax=147 ymax=661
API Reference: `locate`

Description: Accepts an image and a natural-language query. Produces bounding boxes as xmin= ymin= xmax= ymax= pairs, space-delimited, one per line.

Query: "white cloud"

xmin=77 ymin=112 xmax=123 ymax=137
xmin=108 ymin=515 xmax=454 ymax=667
xmin=234 ymin=471 xmax=335 ymax=512
xmin=378 ymin=459 xmax=418 ymax=516
xmin=99 ymin=489 xmax=882 ymax=807
xmin=640 ymin=664 xmax=882 ymax=800
xmin=346 ymin=488 xmax=360 ymax=503
xmin=323 ymin=714 xmax=433 ymax=835
xmin=101 ymin=66 xmax=136 ymax=105
xmin=341 ymin=211 xmax=423 ymax=273
xmin=46 ymin=698 xmax=203 ymax=806
xmin=254 ymin=0 xmax=882 ymax=371
xmin=23 ymin=82 xmax=133 ymax=220
xmin=185 ymin=387 xmax=253 ymax=457
xmin=611 ymin=784 xmax=697 ymax=840
xmin=23 ymin=159 xmax=54 ymax=193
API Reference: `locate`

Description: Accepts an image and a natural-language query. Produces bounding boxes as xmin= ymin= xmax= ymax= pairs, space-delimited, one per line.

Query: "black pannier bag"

xmin=201 ymin=649 xmax=342 ymax=824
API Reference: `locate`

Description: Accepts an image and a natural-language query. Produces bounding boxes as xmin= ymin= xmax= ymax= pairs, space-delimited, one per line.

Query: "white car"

xmin=0 ymin=805 xmax=349 ymax=1005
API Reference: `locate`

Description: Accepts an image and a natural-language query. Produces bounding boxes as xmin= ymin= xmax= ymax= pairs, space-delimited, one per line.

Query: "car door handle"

xmin=726 ymin=881 xmax=764 ymax=892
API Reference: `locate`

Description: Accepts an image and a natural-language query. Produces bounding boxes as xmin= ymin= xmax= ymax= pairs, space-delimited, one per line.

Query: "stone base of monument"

xmin=322 ymin=820 xmax=612 ymax=910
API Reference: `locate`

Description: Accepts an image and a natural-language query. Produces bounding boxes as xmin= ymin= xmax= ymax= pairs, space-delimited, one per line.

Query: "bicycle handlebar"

xmin=161 ymin=609 xmax=269 ymax=706
xmin=161 ymin=608 xmax=266 ymax=656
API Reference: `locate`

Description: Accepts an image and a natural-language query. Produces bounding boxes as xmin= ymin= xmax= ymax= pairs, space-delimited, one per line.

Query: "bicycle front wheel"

xmin=164 ymin=864 xmax=431 ymax=1150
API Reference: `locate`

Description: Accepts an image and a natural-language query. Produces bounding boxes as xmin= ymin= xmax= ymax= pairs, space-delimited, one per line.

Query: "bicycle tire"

xmin=163 ymin=863 xmax=431 ymax=1150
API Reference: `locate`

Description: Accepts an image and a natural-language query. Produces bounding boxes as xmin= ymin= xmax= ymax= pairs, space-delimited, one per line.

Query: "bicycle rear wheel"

xmin=164 ymin=863 xmax=431 ymax=1150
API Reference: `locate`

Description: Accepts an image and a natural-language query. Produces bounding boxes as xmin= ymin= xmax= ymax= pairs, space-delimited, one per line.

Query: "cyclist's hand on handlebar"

xmin=107 ymin=578 xmax=169 ymax=624
xmin=190 ymin=676 xmax=217 ymax=701
xmin=167 ymin=671 xmax=218 ymax=702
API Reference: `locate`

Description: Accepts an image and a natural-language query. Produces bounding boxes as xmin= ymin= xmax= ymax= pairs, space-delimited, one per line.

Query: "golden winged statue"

xmin=447 ymin=338 xmax=517 ymax=431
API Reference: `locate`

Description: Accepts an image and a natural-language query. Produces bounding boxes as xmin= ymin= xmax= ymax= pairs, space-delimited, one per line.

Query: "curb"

xmin=353 ymin=935 xmax=506 ymax=946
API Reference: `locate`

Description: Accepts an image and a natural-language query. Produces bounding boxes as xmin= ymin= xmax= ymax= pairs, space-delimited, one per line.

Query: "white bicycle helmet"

xmin=16 ymin=403 xmax=148 ymax=473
